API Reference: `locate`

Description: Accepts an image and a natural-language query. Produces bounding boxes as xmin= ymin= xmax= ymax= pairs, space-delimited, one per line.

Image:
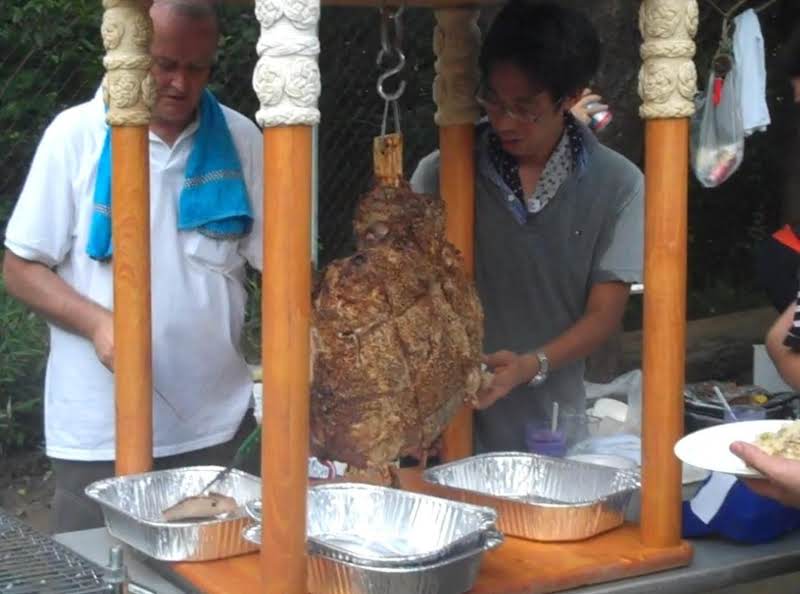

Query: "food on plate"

xmin=310 ymin=182 xmax=486 ymax=477
xmin=755 ymin=421 xmax=800 ymax=460
xmin=161 ymin=492 xmax=239 ymax=522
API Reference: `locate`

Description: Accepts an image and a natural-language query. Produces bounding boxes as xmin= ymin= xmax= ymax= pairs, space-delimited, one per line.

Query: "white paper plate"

xmin=674 ymin=420 xmax=794 ymax=477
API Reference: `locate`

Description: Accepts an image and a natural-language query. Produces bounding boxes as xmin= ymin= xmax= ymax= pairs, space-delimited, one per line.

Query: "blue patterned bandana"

xmin=487 ymin=112 xmax=586 ymax=216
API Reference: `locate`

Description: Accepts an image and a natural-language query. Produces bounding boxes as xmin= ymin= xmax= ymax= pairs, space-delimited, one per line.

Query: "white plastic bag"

xmin=584 ymin=369 xmax=642 ymax=435
xmin=691 ymin=69 xmax=745 ymax=188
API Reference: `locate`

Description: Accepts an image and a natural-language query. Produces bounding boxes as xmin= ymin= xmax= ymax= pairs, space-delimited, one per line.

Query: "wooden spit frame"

xmin=102 ymin=0 xmax=696 ymax=591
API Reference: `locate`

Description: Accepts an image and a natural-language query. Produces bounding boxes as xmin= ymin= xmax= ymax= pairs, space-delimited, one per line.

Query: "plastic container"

xmin=525 ymin=423 xmax=566 ymax=457
xmin=723 ymin=404 xmax=767 ymax=423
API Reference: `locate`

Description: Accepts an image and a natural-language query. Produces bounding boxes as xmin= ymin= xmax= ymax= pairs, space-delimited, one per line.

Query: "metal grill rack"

xmin=0 ymin=508 xmax=111 ymax=594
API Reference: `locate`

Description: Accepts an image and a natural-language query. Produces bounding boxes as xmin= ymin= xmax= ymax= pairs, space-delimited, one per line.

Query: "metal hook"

xmin=376 ymin=6 xmax=407 ymax=103
xmin=377 ymin=51 xmax=407 ymax=102
xmin=378 ymin=6 xmax=404 ymax=60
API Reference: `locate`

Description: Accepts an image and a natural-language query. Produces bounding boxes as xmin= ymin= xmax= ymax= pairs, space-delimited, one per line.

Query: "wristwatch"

xmin=527 ymin=351 xmax=549 ymax=387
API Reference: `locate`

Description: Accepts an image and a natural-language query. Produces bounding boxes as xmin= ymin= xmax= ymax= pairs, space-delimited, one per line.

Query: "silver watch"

xmin=527 ymin=351 xmax=549 ymax=387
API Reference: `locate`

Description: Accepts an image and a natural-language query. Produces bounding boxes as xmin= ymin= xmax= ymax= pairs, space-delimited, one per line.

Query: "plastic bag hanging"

xmin=691 ymin=66 xmax=745 ymax=188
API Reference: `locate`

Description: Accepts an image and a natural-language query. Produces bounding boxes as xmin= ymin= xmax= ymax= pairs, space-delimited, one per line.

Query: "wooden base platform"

xmin=172 ymin=469 xmax=692 ymax=594
xmin=472 ymin=525 xmax=692 ymax=594
xmin=173 ymin=524 xmax=691 ymax=594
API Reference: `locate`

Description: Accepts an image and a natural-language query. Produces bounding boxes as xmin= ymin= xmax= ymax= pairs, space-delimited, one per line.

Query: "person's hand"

xmin=730 ymin=441 xmax=800 ymax=508
xmin=476 ymin=351 xmax=537 ymax=410
xmin=91 ymin=309 xmax=115 ymax=371
xmin=571 ymin=88 xmax=608 ymax=126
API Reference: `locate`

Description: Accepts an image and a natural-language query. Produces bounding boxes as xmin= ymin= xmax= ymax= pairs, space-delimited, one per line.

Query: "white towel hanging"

xmin=733 ymin=8 xmax=771 ymax=135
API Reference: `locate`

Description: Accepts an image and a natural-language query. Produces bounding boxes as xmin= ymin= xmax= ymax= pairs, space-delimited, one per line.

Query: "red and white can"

xmin=586 ymin=102 xmax=613 ymax=132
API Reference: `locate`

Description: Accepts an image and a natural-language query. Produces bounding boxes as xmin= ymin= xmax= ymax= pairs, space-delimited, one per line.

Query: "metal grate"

xmin=0 ymin=508 xmax=111 ymax=594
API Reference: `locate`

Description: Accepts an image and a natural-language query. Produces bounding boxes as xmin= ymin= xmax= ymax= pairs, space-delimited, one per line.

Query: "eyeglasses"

xmin=475 ymin=86 xmax=562 ymax=123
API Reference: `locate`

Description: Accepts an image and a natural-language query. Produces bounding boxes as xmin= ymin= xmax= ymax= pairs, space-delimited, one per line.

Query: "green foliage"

xmin=241 ymin=268 xmax=262 ymax=364
xmin=0 ymin=1 xmax=104 ymax=453
xmin=0 ymin=1 xmax=105 ymax=229
xmin=0 ymin=270 xmax=48 ymax=454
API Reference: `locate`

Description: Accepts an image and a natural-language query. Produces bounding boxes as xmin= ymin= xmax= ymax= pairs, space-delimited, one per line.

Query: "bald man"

xmin=3 ymin=0 xmax=264 ymax=532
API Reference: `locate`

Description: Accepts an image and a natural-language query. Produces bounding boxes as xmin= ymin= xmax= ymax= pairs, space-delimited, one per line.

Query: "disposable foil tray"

xmin=244 ymin=483 xmax=500 ymax=567
xmin=423 ymin=452 xmax=641 ymax=541
xmin=85 ymin=466 xmax=261 ymax=562
xmin=242 ymin=524 xmax=502 ymax=594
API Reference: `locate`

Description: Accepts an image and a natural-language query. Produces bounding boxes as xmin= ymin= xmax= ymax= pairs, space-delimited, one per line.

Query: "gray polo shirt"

xmin=410 ymin=124 xmax=643 ymax=453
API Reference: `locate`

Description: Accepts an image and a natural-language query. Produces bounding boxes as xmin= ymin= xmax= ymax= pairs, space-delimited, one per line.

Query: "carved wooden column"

xmin=638 ymin=0 xmax=697 ymax=548
xmin=433 ymin=9 xmax=481 ymax=462
xmin=253 ymin=0 xmax=320 ymax=591
xmin=102 ymin=0 xmax=154 ymax=476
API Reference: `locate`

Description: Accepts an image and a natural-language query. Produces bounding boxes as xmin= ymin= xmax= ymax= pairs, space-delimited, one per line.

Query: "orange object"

xmin=112 ymin=125 xmax=153 ymax=477
xmin=773 ymin=225 xmax=800 ymax=254
xmin=640 ymin=119 xmax=688 ymax=548
xmin=440 ymin=123 xmax=476 ymax=462
xmin=712 ymin=76 xmax=724 ymax=106
xmin=261 ymin=126 xmax=313 ymax=594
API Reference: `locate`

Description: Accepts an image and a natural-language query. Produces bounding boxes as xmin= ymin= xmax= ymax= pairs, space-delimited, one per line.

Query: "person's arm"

xmin=409 ymin=150 xmax=442 ymax=196
xmin=3 ymin=106 xmax=115 ymax=369
xmin=479 ymin=282 xmax=630 ymax=408
xmin=730 ymin=441 xmax=800 ymax=508
xmin=727 ymin=299 xmax=800 ymax=507
xmin=3 ymin=250 xmax=114 ymax=369
xmin=765 ymin=303 xmax=800 ymax=390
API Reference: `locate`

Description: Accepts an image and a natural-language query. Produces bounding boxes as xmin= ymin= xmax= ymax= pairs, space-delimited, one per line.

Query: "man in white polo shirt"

xmin=2 ymin=0 xmax=263 ymax=531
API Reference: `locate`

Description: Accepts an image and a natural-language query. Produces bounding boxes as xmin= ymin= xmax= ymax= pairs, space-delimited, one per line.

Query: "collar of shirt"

xmin=92 ymin=86 xmax=201 ymax=151
xmin=485 ymin=113 xmax=587 ymax=220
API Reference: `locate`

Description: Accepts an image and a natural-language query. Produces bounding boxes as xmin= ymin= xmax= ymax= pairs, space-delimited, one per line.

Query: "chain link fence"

xmin=3 ymin=4 xmax=799 ymax=307
xmin=1 ymin=0 xmax=796 ymax=451
xmin=0 ymin=3 xmax=441 ymax=267
xmin=215 ymin=5 xmax=444 ymax=262
xmin=3 ymin=1 xmax=792 ymax=278
xmin=0 ymin=1 xmax=445 ymax=448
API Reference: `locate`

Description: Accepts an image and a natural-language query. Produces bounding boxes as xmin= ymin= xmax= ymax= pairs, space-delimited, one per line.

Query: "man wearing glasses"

xmin=411 ymin=0 xmax=643 ymax=453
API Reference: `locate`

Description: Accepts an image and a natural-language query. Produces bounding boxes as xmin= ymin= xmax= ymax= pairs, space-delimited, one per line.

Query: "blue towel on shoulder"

xmin=87 ymin=90 xmax=253 ymax=261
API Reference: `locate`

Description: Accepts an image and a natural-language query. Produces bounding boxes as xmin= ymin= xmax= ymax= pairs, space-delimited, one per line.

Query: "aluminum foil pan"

xmin=243 ymin=524 xmax=502 ymax=594
xmin=423 ymin=452 xmax=641 ymax=541
xmin=85 ymin=466 xmax=261 ymax=561
xmin=244 ymin=483 xmax=499 ymax=568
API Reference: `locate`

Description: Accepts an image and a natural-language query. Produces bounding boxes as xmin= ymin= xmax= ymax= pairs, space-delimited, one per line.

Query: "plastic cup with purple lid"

xmin=525 ymin=402 xmax=567 ymax=457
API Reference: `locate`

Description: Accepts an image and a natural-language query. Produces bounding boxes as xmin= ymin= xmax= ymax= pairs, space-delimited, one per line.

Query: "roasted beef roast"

xmin=310 ymin=182 xmax=484 ymax=470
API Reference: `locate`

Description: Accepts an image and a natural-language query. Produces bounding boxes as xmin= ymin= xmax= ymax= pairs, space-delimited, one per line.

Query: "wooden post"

xmin=112 ymin=127 xmax=153 ymax=475
xmin=638 ymin=0 xmax=698 ymax=547
xmin=261 ymin=126 xmax=312 ymax=594
xmin=253 ymin=0 xmax=320 ymax=591
xmin=433 ymin=8 xmax=481 ymax=461
xmin=641 ymin=119 xmax=688 ymax=546
xmin=102 ymin=0 xmax=155 ymax=476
